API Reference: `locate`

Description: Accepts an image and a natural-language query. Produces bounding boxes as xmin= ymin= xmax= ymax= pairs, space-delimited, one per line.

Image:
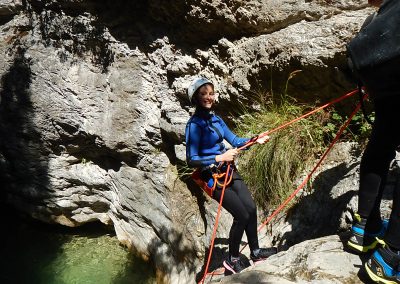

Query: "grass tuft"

xmin=236 ymin=90 xmax=329 ymax=208
xmin=235 ymin=70 xmax=373 ymax=209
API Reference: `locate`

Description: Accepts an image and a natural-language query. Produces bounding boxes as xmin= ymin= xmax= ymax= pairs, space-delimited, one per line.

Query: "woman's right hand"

xmin=216 ymin=148 xmax=239 ymax=162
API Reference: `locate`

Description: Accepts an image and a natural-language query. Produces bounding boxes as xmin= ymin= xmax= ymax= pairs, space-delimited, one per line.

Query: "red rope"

xmin=240 ymin=93 xmax=366 ymax=253
xmin=199 ymin=89 xmax=363 ymax=283
xmin=239 ymin=89 xmax=359 ymax=150
xmin=199 ymin=163 xmax=231 ymax=284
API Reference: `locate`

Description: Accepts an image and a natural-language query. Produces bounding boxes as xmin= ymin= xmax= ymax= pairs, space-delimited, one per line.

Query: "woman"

xmin=185 ymin=77 xmax=277 ymax=274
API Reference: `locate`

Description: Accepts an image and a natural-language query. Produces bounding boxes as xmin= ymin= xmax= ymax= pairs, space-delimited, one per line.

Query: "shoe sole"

xmin=251 ymin=259 xmax=265 ymax=265
xmin=347 ymin=239 xmax=379 ymax=253
xmin=251 ymin=256 xmax=273 ymax=265
xmin=223 ymin=261 xmax=237 ymax=274
xmin=365 ymin=263 xmax=399 ymax=284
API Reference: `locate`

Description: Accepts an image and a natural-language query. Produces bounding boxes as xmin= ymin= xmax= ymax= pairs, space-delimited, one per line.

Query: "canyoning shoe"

xmin=223 ymin=257 xmax=247 ymax=274
xmin=347 ymin=213 xmax=389 ymax=253
xmin=365 ymin=241 xmax=400 ymax=284
xmin=250 ymin=247 xmax=278 ymax=264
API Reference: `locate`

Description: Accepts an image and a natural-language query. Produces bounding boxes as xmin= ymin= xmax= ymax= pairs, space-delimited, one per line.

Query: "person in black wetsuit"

xmin=346 ymin=1 xmax=400 ymax=283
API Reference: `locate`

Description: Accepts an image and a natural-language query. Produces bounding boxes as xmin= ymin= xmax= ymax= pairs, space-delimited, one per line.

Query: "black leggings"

xmin=358 ymin=95 xmax=400 ymax=249
xmin=213 ymin=171 xmax=259 ymax=257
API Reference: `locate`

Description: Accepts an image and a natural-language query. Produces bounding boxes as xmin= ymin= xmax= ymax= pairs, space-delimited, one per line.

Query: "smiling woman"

xmin=184 ymin=77 xmax=276 ymax=275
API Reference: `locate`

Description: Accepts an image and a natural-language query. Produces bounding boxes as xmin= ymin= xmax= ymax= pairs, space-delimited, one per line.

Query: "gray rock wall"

xmin=0 ymin=0 xmax=378 ymax=282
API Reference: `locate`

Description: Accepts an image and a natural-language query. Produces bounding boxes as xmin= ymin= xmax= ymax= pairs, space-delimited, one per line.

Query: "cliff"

xmin=0 ymin=1 xmax=392 ymax=283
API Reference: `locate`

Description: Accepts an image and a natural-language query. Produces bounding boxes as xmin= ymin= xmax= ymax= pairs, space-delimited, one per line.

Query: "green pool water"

xmin=0 ymin=209 xmax=157 ymax=284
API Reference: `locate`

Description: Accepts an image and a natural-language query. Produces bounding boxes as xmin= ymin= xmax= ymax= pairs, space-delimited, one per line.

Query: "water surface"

xmin=0 ymin=208 xmax=156 ymax=284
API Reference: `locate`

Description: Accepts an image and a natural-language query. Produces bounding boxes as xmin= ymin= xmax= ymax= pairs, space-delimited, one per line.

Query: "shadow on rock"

xmin=195 ymin=238 xmax=253 ymax=283
xmin=0 ymin=49 xmax=57 ymax=283
xmin=0 ymin=49 xmax=51 ymax=210
xmin=147 ymin=225 xmax=199 ymax=281
xmin=23 ymin=1 xmax=114 ymax=73
xmin=175 ymin=160 xmax=210 ymax=246
xmin=277 ymin=162 xmax=359 ymax=249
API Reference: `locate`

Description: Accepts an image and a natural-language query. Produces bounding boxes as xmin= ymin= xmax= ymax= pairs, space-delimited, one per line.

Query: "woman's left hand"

xmin=256 ymin=135 xmax=270 ymax=144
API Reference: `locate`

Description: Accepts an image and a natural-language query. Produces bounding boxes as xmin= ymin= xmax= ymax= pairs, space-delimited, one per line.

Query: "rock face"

xmin=217 ymin=235 xmax=367 ymax=284
xmin=0 ymin=0 xmax=22 ymax=17
xmin=269 ymin=142 xmax=394 ymax=251
xmin=0 ymin=0 xmax=383 ymax=283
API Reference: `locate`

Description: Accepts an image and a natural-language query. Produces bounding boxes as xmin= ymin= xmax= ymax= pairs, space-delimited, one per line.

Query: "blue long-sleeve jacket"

xmin=185 ymin=109 xmax=249 ymax=168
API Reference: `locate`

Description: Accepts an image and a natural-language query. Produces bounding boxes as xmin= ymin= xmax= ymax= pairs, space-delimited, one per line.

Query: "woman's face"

xmin=197 ymin=84 xmax=215 ymax=109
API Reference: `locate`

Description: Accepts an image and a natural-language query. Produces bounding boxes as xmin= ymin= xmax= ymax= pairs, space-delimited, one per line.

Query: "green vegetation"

xmin=177 ymin=162 xmax=194 ymax=181
xmin=235 ymin=72 xmax=373 ymax=209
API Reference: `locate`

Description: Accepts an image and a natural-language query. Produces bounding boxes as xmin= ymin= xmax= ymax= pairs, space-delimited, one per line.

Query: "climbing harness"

xmin=191 ymin=163 xmax=234 ymax=197
xmin=197 ymin=88 xmax=364 ymax=284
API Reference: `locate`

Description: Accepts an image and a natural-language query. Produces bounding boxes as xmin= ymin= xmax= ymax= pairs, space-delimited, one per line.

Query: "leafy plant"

xmin=177 ymin=162 xmax=195 ymax=181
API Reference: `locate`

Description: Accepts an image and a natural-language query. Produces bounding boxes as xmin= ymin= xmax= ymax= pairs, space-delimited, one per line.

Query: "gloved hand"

xmin=256 ymin=134 xmax=270 ymax=144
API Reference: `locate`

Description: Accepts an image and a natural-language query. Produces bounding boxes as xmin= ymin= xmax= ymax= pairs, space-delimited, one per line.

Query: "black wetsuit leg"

xmin=213 ymin=171 xmax=259 ymax=257
xmin=357 ymin=95 xmax=400 ymax=249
